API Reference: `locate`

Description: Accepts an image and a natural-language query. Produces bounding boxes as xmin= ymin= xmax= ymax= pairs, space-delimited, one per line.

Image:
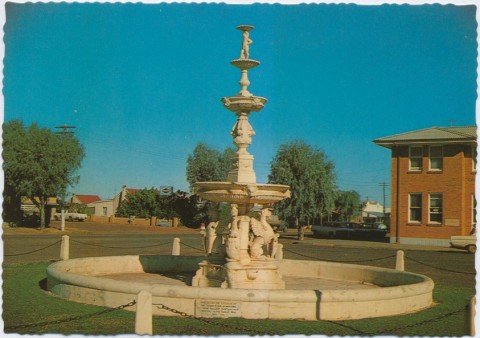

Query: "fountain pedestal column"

xmin=222 ymin=260 xmax=285 ymax=289
xmin=192 ymin=25 xmax=291 ymax=290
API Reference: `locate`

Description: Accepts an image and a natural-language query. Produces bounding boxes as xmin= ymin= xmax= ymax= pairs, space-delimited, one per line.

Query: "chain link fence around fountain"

xmin=4 ymin=234 xmax=475 ymax=335
xmin=5 ymin=234 xmax=476 ymax=275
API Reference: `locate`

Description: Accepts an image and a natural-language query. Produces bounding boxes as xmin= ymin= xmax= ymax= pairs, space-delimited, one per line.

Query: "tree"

xmin=335 ymin=190 xmax=361 ymax=221
xmin=268 ymin=140 xmax=337 ymax=238
xmin=170 ymin=191 xmax=207 ymax=228
xmin=116 ymin=188 xmax=162 ymax=218
xmin=3 ymin=120 xmax=85 ymax=228
xmin=185 ymin=143 xmax=236 ymax=227
xmin=186 ymin=143 xmax=235 ymax=187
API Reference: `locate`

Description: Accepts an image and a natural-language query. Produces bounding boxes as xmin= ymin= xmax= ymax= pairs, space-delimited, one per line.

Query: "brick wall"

xmin=390 ymin=144 xmax=475 ymax=243
xmin=90 ymin=215 xmax=158 ymax=226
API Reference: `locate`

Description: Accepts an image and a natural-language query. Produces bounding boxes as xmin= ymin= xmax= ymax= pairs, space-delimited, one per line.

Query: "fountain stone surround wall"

xmin=46 ymin=255 xmax=434 ymax=321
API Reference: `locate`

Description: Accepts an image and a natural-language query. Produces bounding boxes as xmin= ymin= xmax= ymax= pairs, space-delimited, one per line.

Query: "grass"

xmin=2 ymin=261 xmax=475 ymax=336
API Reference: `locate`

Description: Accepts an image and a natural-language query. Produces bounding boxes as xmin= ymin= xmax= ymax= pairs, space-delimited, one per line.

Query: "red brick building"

xmin=374 ymin=126 xmax=476 ymax=246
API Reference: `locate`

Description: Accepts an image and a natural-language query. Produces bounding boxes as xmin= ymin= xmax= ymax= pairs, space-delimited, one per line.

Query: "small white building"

xmin=362 ymin=201 xmax=390 ymax=223
xmin=77 ymin=185 xmax=140 ymax=217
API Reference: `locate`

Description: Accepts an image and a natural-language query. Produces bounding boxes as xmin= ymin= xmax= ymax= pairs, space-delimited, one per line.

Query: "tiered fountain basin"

xmin=192 ymin=182 xmax=291 ymax=204
xmin=47 ymin=255 xmax=433 ymax=321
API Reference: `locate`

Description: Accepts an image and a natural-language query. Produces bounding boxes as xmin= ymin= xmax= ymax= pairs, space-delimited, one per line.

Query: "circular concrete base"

xmin=46 ymin=255 xmax=434 ymax=321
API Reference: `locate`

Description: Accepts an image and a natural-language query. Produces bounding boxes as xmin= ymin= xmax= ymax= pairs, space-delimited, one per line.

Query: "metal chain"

xmin=5 ymin=300 xmax=136 ymax=331
xmin=283 ymin=247 xmax=396 ymax=263
xmin=369 ymin=307 xmax=466 ymax=335
xmin=70 ymin=238 xmax=172 ymax=249
xmin=324 ymin=319 xmax=368 ymax=335
xmin=153 ymin=303 xmax=271 ymax=335
xmin=180 ymin=242 xmax=205 ymax=252
xmin=319 ymin=306 xmax=467 ymax=336
xmin=405 ymin=256 xmax=476 ymax=275
xmin=4 ymin=240 xmax=62 ymax=256
xmin=284 ymin=247 xmax=475 ymax=274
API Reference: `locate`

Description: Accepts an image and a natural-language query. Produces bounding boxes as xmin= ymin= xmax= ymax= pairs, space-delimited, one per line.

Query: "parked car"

xmin=373 ymin=222 xmax=388 ymax=230
xmin=311 ymin=222 xmax=355 ymax=239
xmin=311 ymin=222 xmax=387 ymax=240
xmin=156 ymin=219 xmax=171 ymax=227
xmin=54 ymin=212 xmax=88 ymax=222
xmin=450 ymin=235 xmax=476 ymax=254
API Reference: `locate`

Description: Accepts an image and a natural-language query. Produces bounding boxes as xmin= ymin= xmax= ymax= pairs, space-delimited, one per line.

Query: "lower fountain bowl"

xmin=46 ymin=255 xmax=434 ymax=321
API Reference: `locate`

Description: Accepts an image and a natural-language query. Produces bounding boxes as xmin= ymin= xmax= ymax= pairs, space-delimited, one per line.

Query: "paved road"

xmin=3 ymin=221 xmax=475 ymax=288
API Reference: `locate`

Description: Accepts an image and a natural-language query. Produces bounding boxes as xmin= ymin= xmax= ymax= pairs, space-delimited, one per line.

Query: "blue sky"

xmin=3 ymin=3 xmax=477 ymax=206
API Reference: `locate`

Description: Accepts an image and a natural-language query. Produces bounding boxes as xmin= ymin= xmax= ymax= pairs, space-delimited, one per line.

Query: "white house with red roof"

xmin=71 ymin=194 xmax=102 ymax=205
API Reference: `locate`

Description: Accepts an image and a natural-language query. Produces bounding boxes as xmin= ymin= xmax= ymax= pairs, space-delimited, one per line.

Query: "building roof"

xmin=72 ymin=194 xmax=102 ymax=204
xmin=373 ymin=126 xmax=477 ymax=149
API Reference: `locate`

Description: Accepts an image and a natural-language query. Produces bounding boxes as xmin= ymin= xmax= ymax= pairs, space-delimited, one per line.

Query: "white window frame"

xmin=409 ymin=193 xmax=422 ymax=223
xmin=428 ymin=193 xmax=443 ymax=224
xmin=429 ymin=146 xmax=443 ymax=171
xmin=409 ymin=146 xmax=423 ymax=171
xmin=472 ymin=194 xmax=477 ymax=232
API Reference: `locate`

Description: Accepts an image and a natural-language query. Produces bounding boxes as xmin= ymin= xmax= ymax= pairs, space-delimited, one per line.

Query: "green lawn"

xmin=2 ymin=261 xmax=475 ymax=335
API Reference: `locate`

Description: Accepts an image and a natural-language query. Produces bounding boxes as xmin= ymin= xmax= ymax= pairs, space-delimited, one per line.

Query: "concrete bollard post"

xmin=275 ymin=243 xmax=284 ymax=260
xmin=135 ymin=290 xmax=152 ymax=335
xmin=60 ymin=209 xmax=66 ymax=231
xmin=60 ymin=235 xmax=69 ymax=260
xmin=172 ymin=237 xmax=181 ymax=256
xmin=470 ymin=296 xmax=476 ymax=336
xmin=395 ymin=250 xmax=404 ymax=271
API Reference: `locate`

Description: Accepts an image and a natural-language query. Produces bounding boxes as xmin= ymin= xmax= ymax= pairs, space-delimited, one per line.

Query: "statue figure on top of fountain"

xmin=240 ymin=30 xmax=253 ymax=59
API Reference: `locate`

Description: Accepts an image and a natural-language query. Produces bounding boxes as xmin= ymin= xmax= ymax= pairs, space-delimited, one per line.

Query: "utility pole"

xmin=379 ymin=182 xmax=389 ymax=222
xmin=54 ymin=124 xmax=76 ymax=231
xmin=55 ymin=124 xmax=76 ymax=135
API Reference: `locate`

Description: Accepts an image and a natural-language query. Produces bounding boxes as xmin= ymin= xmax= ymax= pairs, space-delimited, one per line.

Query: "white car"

xmin=450 ymin=235 xmax=476 ymax=254
xmin=54 ymin=212 xmax=88 ymax=222
xmin=374 ymin=222 xmax=388 ymax=230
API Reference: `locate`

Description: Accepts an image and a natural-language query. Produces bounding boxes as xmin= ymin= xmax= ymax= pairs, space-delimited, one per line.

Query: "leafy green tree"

xmin=3 ymin=120 xmax=85 ymax=228
xmin=268 ymin=140 xmax=337 ymax=238
xmin=116 ymin=188 xmax=183 ymax=220
xmin=186 ymin=143 xmax=235 ymax=187
xmin=186 ymin=143 xmax=235 ymax=227
xmin=116 ymin=188 xmax=161 ymax=218
xmin=335 ymin=190 xmax=361 ymax=221
xmin=170 ymin=191 xmax=208 ymax=228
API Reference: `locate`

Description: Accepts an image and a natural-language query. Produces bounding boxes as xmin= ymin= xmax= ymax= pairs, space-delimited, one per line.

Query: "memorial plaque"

xmin=196 ymin=300 xmax=241 ymax=318
xmin=445 ymin=219 xmax=460 ymax=226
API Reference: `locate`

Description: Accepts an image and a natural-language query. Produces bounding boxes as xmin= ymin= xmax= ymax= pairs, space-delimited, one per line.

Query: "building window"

xmin=429 ymin=193 xmax=443 ymax=224
xmin=409 ymin=146 xmax=423 ymax=171
xmin=409 ymin=193 xmax=422 ymax=223
xmin=102 ymin=207 xmax=108 ymax=216
xmin=429 ymin=146 xmax=443 ymax=171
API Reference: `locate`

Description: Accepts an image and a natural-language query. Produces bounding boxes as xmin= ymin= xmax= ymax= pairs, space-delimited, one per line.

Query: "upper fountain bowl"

xmin=192 ymin=181 xmax=290 ymax=205
xmin=221 ymin=95 xmax=267 ymax=113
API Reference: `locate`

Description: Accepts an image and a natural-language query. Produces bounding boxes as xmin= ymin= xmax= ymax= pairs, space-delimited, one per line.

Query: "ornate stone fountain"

xmin=46 ymin=25 xmax=433 ymax=322
xmin=192 ymin=25 xmax=291 ymax=289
